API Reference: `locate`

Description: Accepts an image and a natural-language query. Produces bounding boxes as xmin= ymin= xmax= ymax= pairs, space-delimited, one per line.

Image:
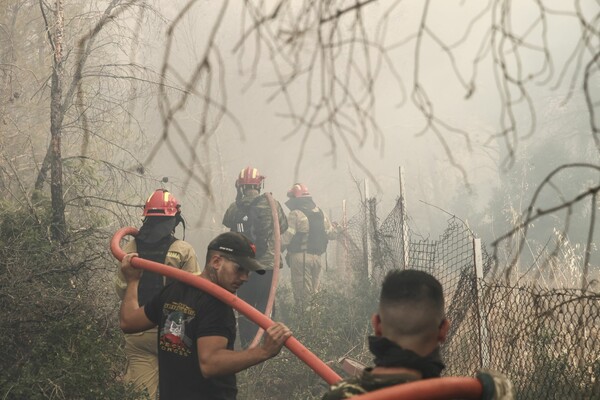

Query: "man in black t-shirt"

xmin=119 ymin=232 xmax=292 ymax=400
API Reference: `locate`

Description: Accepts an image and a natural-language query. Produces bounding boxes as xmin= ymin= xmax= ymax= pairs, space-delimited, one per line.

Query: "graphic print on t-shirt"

xmin=160 ymin=302 xmax=195 ymax=357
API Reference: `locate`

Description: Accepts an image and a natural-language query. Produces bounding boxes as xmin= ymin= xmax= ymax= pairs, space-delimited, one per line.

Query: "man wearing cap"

xmin=119 ymin=232 xmax=292 ymax=400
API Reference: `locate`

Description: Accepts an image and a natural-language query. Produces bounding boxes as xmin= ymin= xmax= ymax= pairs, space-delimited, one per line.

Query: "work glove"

xmin=476 ymin=369 xmax=514 ymax=400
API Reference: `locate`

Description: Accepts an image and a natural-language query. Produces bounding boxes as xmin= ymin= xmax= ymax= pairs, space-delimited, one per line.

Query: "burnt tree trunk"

xmin=49 ymin=0 xmax=66 ymax=240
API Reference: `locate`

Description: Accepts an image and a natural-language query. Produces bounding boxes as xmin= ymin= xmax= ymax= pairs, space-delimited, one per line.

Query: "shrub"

xmin=237 ymin=278 xmax=379 ymax=399
xmin=0 ymin=202 xmax=144 ymax=399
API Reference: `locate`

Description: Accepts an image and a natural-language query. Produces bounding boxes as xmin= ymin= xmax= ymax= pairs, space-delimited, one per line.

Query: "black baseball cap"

xmin=207 ymin=232 xmax=266 ymax=275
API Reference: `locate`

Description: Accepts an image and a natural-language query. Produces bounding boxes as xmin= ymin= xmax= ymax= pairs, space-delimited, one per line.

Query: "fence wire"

xmin=336 ymin=196 xmax=600 ymax=399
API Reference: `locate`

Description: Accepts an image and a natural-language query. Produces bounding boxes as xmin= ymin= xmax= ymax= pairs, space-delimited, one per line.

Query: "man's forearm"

xmin=200 ymin=347 xmax=271 ymax=378
xmin=119 ymin=280 xmax=141 ymax=331
xmin=199 ymin=324 xmax=290 ymax=377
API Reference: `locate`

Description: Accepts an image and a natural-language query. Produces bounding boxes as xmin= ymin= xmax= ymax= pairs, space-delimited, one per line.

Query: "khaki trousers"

xmin=124 ymin=329 xmax=158 ymax=399
xmin=287 ymin=251 xmax=324 ymax=308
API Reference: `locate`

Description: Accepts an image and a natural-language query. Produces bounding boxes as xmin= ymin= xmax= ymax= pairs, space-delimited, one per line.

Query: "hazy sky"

xmin=134 ymin=1 xmax=598 ymax=255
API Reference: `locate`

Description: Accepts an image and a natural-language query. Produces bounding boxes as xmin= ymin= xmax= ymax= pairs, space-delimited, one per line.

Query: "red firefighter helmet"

xmin=143 ymin=189 xmax=180 ymax=216
xmin=235 ymin=166 xmax=265 ymax=188
xmin=287 ymin=183 xmax=311 ymax=198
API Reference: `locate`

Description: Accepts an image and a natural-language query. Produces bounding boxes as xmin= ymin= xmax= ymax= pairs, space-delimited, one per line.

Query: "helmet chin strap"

xmin=176 ymin=213 xmax=186 ymax=240
xmin=236 ymin=184 xmax=261 ymax=202
xmin=235 ymin=184 xmax=244 ymax=202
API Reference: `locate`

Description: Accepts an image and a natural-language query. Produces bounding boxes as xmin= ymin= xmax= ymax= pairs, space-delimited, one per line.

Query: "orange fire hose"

xmin=111 ymin=226 xmax=341 ymax=385
xmin=349 ymin=377 xmax=483 ymax=400
xmin=248 ymin=192 xmax=280 ymax=348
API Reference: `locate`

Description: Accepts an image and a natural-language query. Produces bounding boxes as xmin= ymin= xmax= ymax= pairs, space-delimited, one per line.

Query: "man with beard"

xmin=119 ymin=231 xmax=291 ymax=400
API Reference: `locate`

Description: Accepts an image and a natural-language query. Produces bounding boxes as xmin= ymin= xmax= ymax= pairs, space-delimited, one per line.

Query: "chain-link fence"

xmin=481 ymin=283 xmax=600 ymax=399
xmin=336 ymin=196 xmax=600 ymax=399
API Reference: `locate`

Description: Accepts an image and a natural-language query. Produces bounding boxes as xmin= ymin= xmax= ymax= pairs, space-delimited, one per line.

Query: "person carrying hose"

xmin=322 ymin=269 xmax=513 ymax=400
xmin=222 ymin=166 xmax=288 ymax=347
xmin=115 ymin=189 xmax=200 ymax=399
xmin=119 ymin=231 xmax=292 ymax=400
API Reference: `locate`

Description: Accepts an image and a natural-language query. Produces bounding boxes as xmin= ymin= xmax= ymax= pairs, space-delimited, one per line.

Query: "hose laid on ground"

xmin=349 ymin=377 xmax=483 ymax=400
xmin=111 ymin=226 xmax=341 ymax=385
xmin=248 ymin=192 xmax=281 ymax=349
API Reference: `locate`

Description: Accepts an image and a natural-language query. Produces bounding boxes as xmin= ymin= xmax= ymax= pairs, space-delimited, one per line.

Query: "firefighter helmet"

xmin=287 ymin=183 xmax=311 ymax=198
xmin=143 ymin=189 xmax=180 ymax=217
xmin=235 ymin=166 xmax=265 ymax=188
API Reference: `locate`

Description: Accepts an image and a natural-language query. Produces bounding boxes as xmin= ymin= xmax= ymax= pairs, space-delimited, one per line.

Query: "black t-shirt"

xmin=144 ymin=281 xmax=237 ymax=400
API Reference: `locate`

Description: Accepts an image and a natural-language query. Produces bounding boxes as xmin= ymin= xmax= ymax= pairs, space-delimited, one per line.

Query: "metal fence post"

xmin=364 ymin=179 xmax=373 ymax=278
xmin=473 ymin=237 xmax=489 ymax=369
xmin=342 ymin=199 xmax=348 ymax=273
xmin=399 ymin=166 xmax=410 ymax=269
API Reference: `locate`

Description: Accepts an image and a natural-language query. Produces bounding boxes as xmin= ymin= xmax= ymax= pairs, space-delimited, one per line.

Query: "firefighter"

xmin=322 ymin=270 xmax=514 ymax=400
xmin=115 ymin=189 xmax=201 ymax=399
xmin=222 ymin=166 xmax=288 ymax=347
xmin=281 ymin=183 xmax=340 ymax=311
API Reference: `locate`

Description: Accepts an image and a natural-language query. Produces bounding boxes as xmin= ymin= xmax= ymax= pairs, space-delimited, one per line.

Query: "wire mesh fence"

xmin=481 ymin=283 xmax=600 ymax=399
xmin=335 ymin=196 xmax=600 ymax=399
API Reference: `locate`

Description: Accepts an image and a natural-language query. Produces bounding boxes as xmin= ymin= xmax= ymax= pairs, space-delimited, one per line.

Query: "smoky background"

xmin=128 ymin=1 xmax=598 ymax=274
